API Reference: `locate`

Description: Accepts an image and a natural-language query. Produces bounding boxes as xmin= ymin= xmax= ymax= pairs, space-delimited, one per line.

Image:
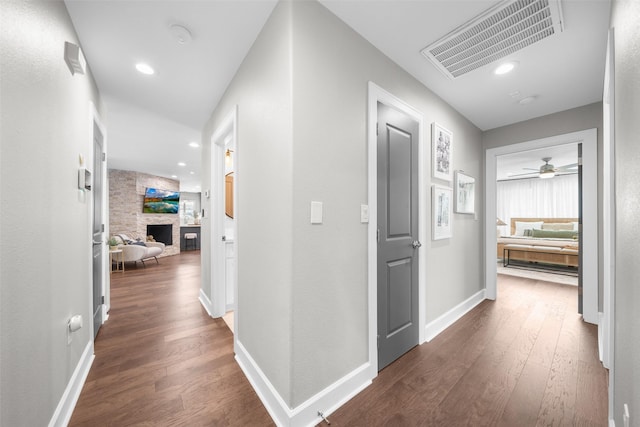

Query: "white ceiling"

xmin=64 ymin=0 xmax=611 ymax=192
xmin=65 ymin=0 xmax=279 ymax=192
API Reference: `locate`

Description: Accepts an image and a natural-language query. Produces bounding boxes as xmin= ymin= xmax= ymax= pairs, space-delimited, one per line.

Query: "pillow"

xmin=573 ymin=221 xmax=579 ymax=231
xmin=130 ymin=241 xmax=146 ymax=246
xmin=514 ymin=221 xmax=543 ymax=236
xmin=531 ymin=228 xmax=578 ymax=239
xmin=542 ymin=222 xmax=574 ymax=231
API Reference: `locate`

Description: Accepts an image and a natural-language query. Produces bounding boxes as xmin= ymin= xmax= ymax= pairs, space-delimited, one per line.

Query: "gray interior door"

xmin=377 ymin=102 xmax=419 ymax=370
xmin=92 ymin=124 xmax=104 ymax=339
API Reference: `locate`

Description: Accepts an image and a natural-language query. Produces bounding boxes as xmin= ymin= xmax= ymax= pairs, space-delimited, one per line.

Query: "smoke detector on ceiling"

xmin=169 ymin=24 xmax=193 ymax=45
xmin=421 ymin=0 xmax=564 ymax=79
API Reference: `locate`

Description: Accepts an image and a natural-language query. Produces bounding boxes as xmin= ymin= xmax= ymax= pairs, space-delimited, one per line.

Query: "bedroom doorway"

xmin=495 ymin=143 xmax=580 ymax=286
xmin=485 ymin=129 xmax=598 ymax=325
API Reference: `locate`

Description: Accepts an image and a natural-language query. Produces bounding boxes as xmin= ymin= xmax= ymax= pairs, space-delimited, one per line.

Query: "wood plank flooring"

xmin=328 ymin=274 xmax=608 ymax=427
xmin=69 ymin=254 xmax=607 ymax=426
xmin=69 ymin=251 xmax=273 ymax=426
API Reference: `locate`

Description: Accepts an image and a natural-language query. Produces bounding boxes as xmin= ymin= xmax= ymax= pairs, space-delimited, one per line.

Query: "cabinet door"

xmin=225 ymin=173 xmax=234 ymax=218
xmin=225 ymin=242 xmax=235 ymax=309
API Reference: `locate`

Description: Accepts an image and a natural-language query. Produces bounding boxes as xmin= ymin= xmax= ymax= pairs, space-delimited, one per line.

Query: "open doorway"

xmin=210 ymin=107 xmax=238 ymax=335
xmin=485 ymin=129 xmax=598 ymax=325
xmin=495 ymin=144 xmax=579 ymax=287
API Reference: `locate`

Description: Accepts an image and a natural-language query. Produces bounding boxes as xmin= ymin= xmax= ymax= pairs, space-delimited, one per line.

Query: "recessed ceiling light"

xmin=190 ymin=171 xmax=195 ymax=175
xmin=518 ymin=96 xmax=537 ymax=105
xmin=135 ymin=63 xmax=155 ymax=75
xmin=494 ymin=61 xmax=517 ymax=75
xmin=189 ymin=142 xmax=200 ymax=148
xmin=177 ymin=162 xmax=186 ymax=167
xmin=171 ymin=175 xmax=178 ymax=178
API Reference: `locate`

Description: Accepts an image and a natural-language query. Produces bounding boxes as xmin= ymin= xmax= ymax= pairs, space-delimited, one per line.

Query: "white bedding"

xmin=498 ymin=235 xmax=578 ymax=248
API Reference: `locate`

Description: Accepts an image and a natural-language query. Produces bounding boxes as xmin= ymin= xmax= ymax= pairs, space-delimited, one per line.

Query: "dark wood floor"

xmin=69 ymin=251 xmax=273 ymax=426
xmin=70 ymin=253 xmax=607 ymax=426
xmin=329 ymin=275 xmax=608 ymax=427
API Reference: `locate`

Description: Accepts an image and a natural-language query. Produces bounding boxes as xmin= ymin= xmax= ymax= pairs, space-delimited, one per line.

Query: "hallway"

xmin=70 ymin=254 xmax=607 ymax=426
xmin=69 ymin=252 xmax=272 ymax=426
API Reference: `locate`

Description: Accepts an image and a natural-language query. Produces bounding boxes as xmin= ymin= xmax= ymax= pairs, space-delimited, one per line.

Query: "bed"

xmin=497 ymin=217 xmax=579 ymax=268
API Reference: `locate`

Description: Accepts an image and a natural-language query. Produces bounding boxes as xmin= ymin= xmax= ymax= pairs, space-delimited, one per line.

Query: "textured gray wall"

xmin=0 ymin=1 xmax=103 ymax=424
xmin=202 ymin=0 xmax=483 ymax=409
xmin=201 ymin=0 xmax=295 ymax=404
xmin=611 ymin=0 xmax=640 ymax=424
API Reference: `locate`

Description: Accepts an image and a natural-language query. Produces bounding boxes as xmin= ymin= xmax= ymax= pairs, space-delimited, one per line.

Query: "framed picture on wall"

xmin=454 ymin=171 xmax=475 ymax=214
xmin=432 ymin=122 xmax=453 ymax=181
xmin=432 ymin=185 xmax=452 ymax=240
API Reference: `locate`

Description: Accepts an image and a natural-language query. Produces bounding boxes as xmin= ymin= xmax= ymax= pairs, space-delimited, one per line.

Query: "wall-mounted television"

xmin=143 ymin=188 xmax=180 ymax=214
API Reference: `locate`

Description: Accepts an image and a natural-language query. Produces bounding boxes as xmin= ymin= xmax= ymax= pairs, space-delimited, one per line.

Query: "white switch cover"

xmin=310 ymin=201 xmax=323 ymax=224
xmin=360 ymin=204 xmax=369 ymax=223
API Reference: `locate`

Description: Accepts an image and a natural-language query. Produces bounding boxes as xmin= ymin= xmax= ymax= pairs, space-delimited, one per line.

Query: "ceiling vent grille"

xmin=421 ymin=0 xmax=564 ymax=79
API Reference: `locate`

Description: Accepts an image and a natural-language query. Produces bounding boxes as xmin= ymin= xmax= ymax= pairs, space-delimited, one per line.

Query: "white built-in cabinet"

xmin=225 ymin=240 xmax=235 ymax=310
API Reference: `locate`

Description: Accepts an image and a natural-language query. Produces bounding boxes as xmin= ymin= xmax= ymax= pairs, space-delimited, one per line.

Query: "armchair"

xmin=112 ymin=234 xmax=165 ymax=267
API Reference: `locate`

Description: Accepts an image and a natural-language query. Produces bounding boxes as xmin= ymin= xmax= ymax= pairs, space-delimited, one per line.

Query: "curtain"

xmin=497 ymin=174 xmax=578 ymax=235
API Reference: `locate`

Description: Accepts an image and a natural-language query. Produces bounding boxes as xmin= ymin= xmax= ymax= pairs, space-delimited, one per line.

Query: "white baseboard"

xmin=198 ymin=288 xmax=214 ymax=317
xmin=598 ymin=311 xmax=604 ymax=363
xmin=235 ymin=340 xmax=373 ymax=427
xmin=424 ymin=289 xmax=486 ymax=342
xmin=48 ymin=340 xmax=95 ymax=427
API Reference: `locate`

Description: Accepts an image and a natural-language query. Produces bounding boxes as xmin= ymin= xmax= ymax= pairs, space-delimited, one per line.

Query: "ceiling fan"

xmin=510 ymin=157 xmax=578 ymax=179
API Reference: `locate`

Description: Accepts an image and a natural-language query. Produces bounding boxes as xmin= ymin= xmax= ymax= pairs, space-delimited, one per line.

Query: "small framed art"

xmin=432 ymin=122 xmax=453 ymax=181
xmin=432 ymin=185 xmax=452 ymax=240
xmin=454 ymin=171 xmax=475 ymax=214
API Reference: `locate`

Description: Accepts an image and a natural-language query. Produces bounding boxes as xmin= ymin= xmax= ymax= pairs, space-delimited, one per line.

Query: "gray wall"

xmin=202 ymin=0 xmax=483 ymax=409
xmin=0 ymin=1 xmax=103 ymax=425
xmin=611 ymin=0 xmax=640 ymax=424
xmin=201 ymin=0 xmax=294 ymax=403
xmin=483 ymin=102 xmax=604 ymax=310
xmin=289 ymin=1 xmax=483 ymax=405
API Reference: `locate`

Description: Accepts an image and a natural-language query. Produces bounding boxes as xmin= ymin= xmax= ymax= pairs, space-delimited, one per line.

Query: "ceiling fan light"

xmin=539 ymin=170 xmax=555 ymax=179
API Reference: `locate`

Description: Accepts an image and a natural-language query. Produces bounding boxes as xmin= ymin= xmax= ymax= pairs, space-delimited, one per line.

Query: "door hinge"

xmin=102 ymin=152 xmax=106 ymax=162
xmin=376 ymin=122 xmax=379 ymax=136
xmin=377 ymin=335 xmax=380 ymax=349
xmin=101 ymin=224 xmax=105 ymax=233
xmin=101 ymin=296 xmax=105 ymax=304
xmin=377 ymin=229 xmax=380 ymax=243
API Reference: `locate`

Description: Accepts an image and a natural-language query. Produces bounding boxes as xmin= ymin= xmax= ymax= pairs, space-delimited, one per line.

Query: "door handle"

xmin=93 ymin=240 xmax=103 ymax=246
xmin=412 ymin=240 xmax=422 ymax=249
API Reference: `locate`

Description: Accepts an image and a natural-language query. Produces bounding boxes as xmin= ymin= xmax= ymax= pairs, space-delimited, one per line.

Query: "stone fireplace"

xmin=109 ymin=169 xmax=180 ymax=256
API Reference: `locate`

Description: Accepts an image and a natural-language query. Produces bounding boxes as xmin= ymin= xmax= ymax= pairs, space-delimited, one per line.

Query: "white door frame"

xmin=484 ymin=129 xmax=598 ymax=325
xmin=210 ymin=107 xmax=238 ymax=319
xmin=602 ymin=28 xmax=615 ymax=422
xmin=90 ymin=101 xmax=109 ymax=325
xmin=367 ymin=82 xmax=426 ymax=378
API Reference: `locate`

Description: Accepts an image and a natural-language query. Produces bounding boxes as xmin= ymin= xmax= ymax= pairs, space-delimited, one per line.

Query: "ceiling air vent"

xmin=421 ymin=0 xmax=564 ymax=79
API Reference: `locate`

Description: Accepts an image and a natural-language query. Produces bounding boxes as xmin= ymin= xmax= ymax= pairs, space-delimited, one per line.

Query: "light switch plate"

xmin=360 ymin=204 xmax=369 ymax=223
xmin=310 ymin=201 xmax=323 ymax=224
